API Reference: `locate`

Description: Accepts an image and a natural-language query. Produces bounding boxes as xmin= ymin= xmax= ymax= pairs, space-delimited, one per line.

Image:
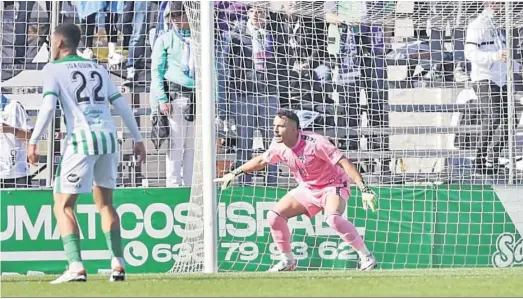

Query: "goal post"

xmin=200 ymin=0 xmax=219 ymax=274
xmin=505 ymin=2 xmax=516 ymax=184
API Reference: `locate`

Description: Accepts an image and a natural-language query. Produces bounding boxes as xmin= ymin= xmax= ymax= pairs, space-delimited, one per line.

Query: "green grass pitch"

xmin=2 ymin=268 xmax=522 ymax=297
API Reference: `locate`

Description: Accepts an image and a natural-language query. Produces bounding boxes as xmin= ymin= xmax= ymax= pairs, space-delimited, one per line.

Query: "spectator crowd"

xmin=2 ymin=1 xmax=523 ymax=187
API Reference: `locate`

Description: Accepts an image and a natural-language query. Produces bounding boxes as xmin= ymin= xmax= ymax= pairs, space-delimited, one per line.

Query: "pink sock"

xmin=326 ymin=213 xmax=369 ymax=255
xmin=267 ymin=211 xmax=292 ymax=253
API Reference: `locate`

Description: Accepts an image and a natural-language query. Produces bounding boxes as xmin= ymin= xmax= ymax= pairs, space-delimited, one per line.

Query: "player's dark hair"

xmin=54 ymin=23 xmax=81 ymax=50
xmin=276 ymin=109 xmax=301 ymax=129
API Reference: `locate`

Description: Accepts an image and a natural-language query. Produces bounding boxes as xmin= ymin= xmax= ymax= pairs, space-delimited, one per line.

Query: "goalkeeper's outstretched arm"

xmin=214 ymin=155 xmax=268 ymax=190
xmin=338 ymin=157 xmax=378 ymax=212
xmin=337 ymin=157 xmax=364 ymax=185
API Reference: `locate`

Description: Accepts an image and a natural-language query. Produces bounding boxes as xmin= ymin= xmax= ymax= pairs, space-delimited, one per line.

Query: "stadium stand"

xmin=1 ymin=0 xmax=523 ymax=190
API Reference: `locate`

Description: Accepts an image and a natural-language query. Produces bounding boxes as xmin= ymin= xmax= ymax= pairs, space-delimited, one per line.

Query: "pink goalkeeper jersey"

xmin=262 ymin=131 xmax=350 ymax=189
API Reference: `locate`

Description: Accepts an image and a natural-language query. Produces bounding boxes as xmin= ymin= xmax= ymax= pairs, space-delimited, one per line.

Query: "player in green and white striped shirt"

xmin=28 ymin=23 xmax=146 ymax=284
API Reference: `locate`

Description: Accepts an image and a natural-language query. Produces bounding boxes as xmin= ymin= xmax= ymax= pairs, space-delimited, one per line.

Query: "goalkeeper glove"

xmin=356 ymin=181 xmax=377 ymax=212
xmin=213 ymin=168 xmax=244 ymax=190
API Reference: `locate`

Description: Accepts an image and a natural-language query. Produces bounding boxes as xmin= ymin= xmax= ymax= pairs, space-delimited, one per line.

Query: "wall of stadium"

xmin=1 ymin=186 xmax=522 ymax=275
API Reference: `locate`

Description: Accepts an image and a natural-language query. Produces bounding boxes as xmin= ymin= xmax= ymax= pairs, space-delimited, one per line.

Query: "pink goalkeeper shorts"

xmin=288 ymin=184 xmax=351 ymax=218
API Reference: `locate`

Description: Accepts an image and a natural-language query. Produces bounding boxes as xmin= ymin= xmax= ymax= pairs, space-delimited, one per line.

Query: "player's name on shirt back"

xmin=63 ymin=61 xmax=102 ymax=70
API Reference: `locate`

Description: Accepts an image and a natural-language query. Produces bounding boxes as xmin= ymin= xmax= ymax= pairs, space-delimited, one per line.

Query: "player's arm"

xmin=27 ymin=91 xmax=57 ymax=164
xmin=215 ymin=141 xmax=282 ymax=190
xmin=214 ymin=154 xmax=268 ymax=190
xmin=30 ymin=65 xmax=58 ymax=147
xmin=109 ymin=86 xmax=146 ymax=163
xmin=337 ymin=157 xmax=371 ymax=191
xmin=237 ymin=154 xmax=269 ymax=174
xmin=111 ymin=94 xmax=143 ymax=143
xmin=337 ymin=158 xmax=377 ymax=212
xmin=337 ymin=157 xmax=364 ymax=185
xmin=29 ymin=93 xmax=57 ymax=144
xmin=316 ymin=137 xmax=377 ymax=212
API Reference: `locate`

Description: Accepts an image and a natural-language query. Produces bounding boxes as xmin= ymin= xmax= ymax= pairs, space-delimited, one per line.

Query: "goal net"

xmin=167 ymin=1 xmax=521 ymax=272
xmin=1 ymin=0 xmax=522 ymax=274
xmin=166 ymin=0 xmax=523 ymax=272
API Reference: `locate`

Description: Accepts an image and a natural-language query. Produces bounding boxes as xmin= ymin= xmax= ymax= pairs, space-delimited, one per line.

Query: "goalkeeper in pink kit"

xmin=215 ymin=110 xmax=378 ymax=271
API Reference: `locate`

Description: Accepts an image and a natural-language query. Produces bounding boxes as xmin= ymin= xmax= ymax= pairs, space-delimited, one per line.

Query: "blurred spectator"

xmin=276 ymin=1 xmax=330 ymax=104
xmin=0 ymin=94 xmax=33 ymax=188
xmin=150 ymin=1 xmax=195 ymax=187
xmin=74 ymin=1 xmax=104 ymax=58
xmin=13 ymin=1 xmax=41 ymax=64
xmin=424 ymin=1 xmax=480 ymax=82
xmin=73 ymin=1 xmax=125 ymax=66
xmin=323 ymin=1 xmax=362 ymax=150
xmin=214 ymin=1 xmax=248 ymax=121
xmin=154 ymin=1 xmax=170 ymax=36
xmin=122 ymin=1 xmax=151 ymax=81
xmin=464 ymin=1 xmax=516 ymax=174
xmin=2 ymin=1 xmax=20 ymax=65
xmin=354 ymin=1 xmax=389 ymax=158
xmin=227 ymin=4 xmax=287 ymax=185
xmin=324 ymin=1 xmax=361 ymax=150
xmin=323 ymin=1 xmax=390 ymax=172
xmin=3 ymin=1 xmax=56 ymax=64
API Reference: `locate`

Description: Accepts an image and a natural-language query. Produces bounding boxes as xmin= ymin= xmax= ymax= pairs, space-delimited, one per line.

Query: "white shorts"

xmin=54 ymin=149 xmax=118 ymax=194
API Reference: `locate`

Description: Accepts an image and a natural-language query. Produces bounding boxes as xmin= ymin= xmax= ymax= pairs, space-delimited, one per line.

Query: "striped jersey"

xmin=42 ymin=55 xmax=122 ymax=155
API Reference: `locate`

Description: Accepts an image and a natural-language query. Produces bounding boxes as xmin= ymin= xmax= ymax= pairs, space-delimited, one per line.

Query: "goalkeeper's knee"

xmin=267 ymin=210 xmax=287 ymax=228
xmin=325 ymin=212 xmax=345 ymax=231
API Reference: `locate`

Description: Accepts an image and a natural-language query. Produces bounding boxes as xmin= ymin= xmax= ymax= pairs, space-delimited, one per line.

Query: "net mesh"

xmin=1 ymin=1 xmax=523 ymax=272
xmin=168 ymin=0 xmax=523 ymax=272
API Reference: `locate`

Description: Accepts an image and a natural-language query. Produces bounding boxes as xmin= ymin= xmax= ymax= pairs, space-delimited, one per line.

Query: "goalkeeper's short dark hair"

xmin=54 ymin=23 xmax=81 ymax=50
xmin=276 ymin=109 xmax=301 ymax=129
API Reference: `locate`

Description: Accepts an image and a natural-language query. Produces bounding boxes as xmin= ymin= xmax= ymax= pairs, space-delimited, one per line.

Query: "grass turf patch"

xmin=2 ymin=268 xmax=522 ymax=297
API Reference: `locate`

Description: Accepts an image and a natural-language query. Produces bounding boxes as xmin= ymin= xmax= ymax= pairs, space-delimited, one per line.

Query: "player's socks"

xmin=51 ymin=234 xmax=86 ymax=284
xmin=69 ymin=262 xmax=85 ymax=273
xmin=105 ymin=230 xmax=123 ymax=259
xmin=267 ymin=210 xmax=292 ymax=255
xmin=111 ymin=257 xmax=125 ymax=269
xmin=325 ymin=213 xmax=370 ymax=257
xmin=105 ymin=231 xmax=125 ymax=282
xmin=62 ymin=234 xmax=83 ymax=268
xmin=281 ymin=252 xmax=295 ymax=262
xmin=105 ymin=230 xmax=125 ymax=281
